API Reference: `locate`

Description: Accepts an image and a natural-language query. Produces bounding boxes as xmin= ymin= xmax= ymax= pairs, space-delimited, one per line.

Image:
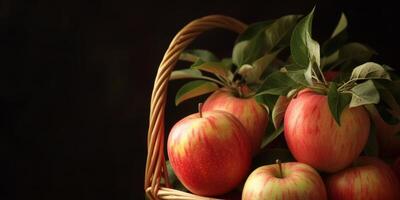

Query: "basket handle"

xmin=145 ymin=15 xmax=247 ymax=200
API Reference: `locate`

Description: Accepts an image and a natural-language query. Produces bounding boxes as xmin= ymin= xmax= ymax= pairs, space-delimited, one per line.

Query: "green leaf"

xmin=349 ymin=80 xmax=380 ymax=108
xmin=170 ymin=68 xmax=224 ymax=85
xmin=255 ymin=94 xmax=278 ymax=113
xmin=221 ymin=58 xmax=233 ymax=71
xmin=304 ymin=64 xmax=314 ymax=85
xmin=191 ymin=61 xmax=229 ymax=78
xmin=232 ymin=41 xmax=249 ymax=67
xmin=290 ymin=7 xmax=320 ymax=69
xmin=290 ymin=7 xmax=321 ymax=85
xmin=256 ymin=88 xmax=290 ymax=96
xmin=233 ymin=15 xmax=301 ymax=68
xmin=257 ymin=71 xmax=298 ymax=96
xmin=180 ymin=49 xmax=219 ymax=62
xmin=252 ymin=49 xmax=281 ymax=70
xmin=328 ymin=82 xmax=351 ymax=125
xmin=331 ymin=13 xmax=348 ymax=38
xmin=239 ymin=50 xmax=281 ymax=84
xmin=286 ymin=65 xmax=309 ymax=86
xmin=339 ymin=43 xmax=376 ymax=64
xmin=363 ymin=121 xmax=379 ymax=156
xmin=350 ymin=62 xmax=391 ymax=81
xmin=233 ymin=34 xmax=267 ymax=67
xmin=236 ymin=20 xmax=274 ymax=43
xmin=324 ymin=42 xmax=376 ymax=74
xmin=272 ymin=96 xmax=290 ymax=129
xmin=170 ymin=69 xmax=202 ymax=80
xmin=175 ymin=80 xmax=219 ymax=105
xmin=264 ymin=15 xmax=302 ymax=51
xmin=260 ymin=126 xmax=284 ymax=149
xmin=321 ymin=51 xmax=340 ymax=68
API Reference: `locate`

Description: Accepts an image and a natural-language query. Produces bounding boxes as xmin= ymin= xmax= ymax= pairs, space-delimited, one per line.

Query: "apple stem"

xmin=198 ymin=103 xmax=203 ymax=118
xmin=276 ymin=159 xmax=283 ymax=178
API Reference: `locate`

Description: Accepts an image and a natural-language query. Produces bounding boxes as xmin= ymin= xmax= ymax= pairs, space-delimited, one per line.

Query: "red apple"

xmin=326 ymin=156 xmax=400 ymax=200
xmin=369 ymin=106 xmax=400 ymax=157
xmin=202 ymin=88 xmax=268 ymax=155
xmin=167 ymin=109 xmax=251 ymax=196
xmin=284 ymin=89 xmax=370 ymax=172
xmin=242 ymin=160 xmax=327 ymax=200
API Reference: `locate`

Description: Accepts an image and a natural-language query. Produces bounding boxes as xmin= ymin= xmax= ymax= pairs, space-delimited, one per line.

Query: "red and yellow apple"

xmin=242 ymin=160 xmax=327 ymax=200
xmin=167 ymin=109 xmax=251 ymax=196
xmin=202 ymin=88 xmax=268 ymax=155
xmin=284 ymin=89 xmax=370 ymax=172
xmin=368 ymin=106 xmax=400 ymax=158
xmin=326 ymin=156 xmax=400 ymax=200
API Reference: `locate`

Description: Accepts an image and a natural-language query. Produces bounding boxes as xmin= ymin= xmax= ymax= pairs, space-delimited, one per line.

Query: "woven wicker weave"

xmin=144 ymin=15 xmax=247 ymax=200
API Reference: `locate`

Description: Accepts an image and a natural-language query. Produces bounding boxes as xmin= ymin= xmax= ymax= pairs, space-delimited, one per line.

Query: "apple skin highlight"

xmin=284 ymin=89 xmax=370 ymax=173
xmin=167 ymin=110 xmax=251 ymax=196
xmin=242 ymin=162 xmax=327 ymax=200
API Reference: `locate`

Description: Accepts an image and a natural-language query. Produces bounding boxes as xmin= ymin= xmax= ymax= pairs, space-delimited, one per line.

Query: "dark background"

xmin=3 ymin=0 xmax=398 ymax=199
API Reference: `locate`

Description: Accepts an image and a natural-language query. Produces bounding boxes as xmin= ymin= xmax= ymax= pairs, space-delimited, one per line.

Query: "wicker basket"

xmin=144 ymin=15 xmax=248 ymax=200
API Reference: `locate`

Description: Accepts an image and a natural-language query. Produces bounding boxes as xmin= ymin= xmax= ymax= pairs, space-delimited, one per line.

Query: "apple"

xmin=368 ymin=106 xmax=400 ymax=157
xmin=167 ymin=107 xmax=251 ymax=196
xmin=326 ymin=156 xmax=400 ymax=200
xmin=202 ymin=88 xmax=268 ymax=155
xmin=284 ymin=89 xmax=370 ymax=172
xmin=242 ymin=160 xmax=327 ymax=200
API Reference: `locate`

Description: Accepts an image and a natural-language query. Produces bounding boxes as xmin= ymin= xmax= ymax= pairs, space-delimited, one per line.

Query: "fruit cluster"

xmin=166 ymin=8 xmax=400 ymax=200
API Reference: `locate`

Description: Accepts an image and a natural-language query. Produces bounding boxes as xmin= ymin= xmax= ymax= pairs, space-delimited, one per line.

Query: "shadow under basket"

xmin=144 ymin=15 xmax=248 ymax=200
